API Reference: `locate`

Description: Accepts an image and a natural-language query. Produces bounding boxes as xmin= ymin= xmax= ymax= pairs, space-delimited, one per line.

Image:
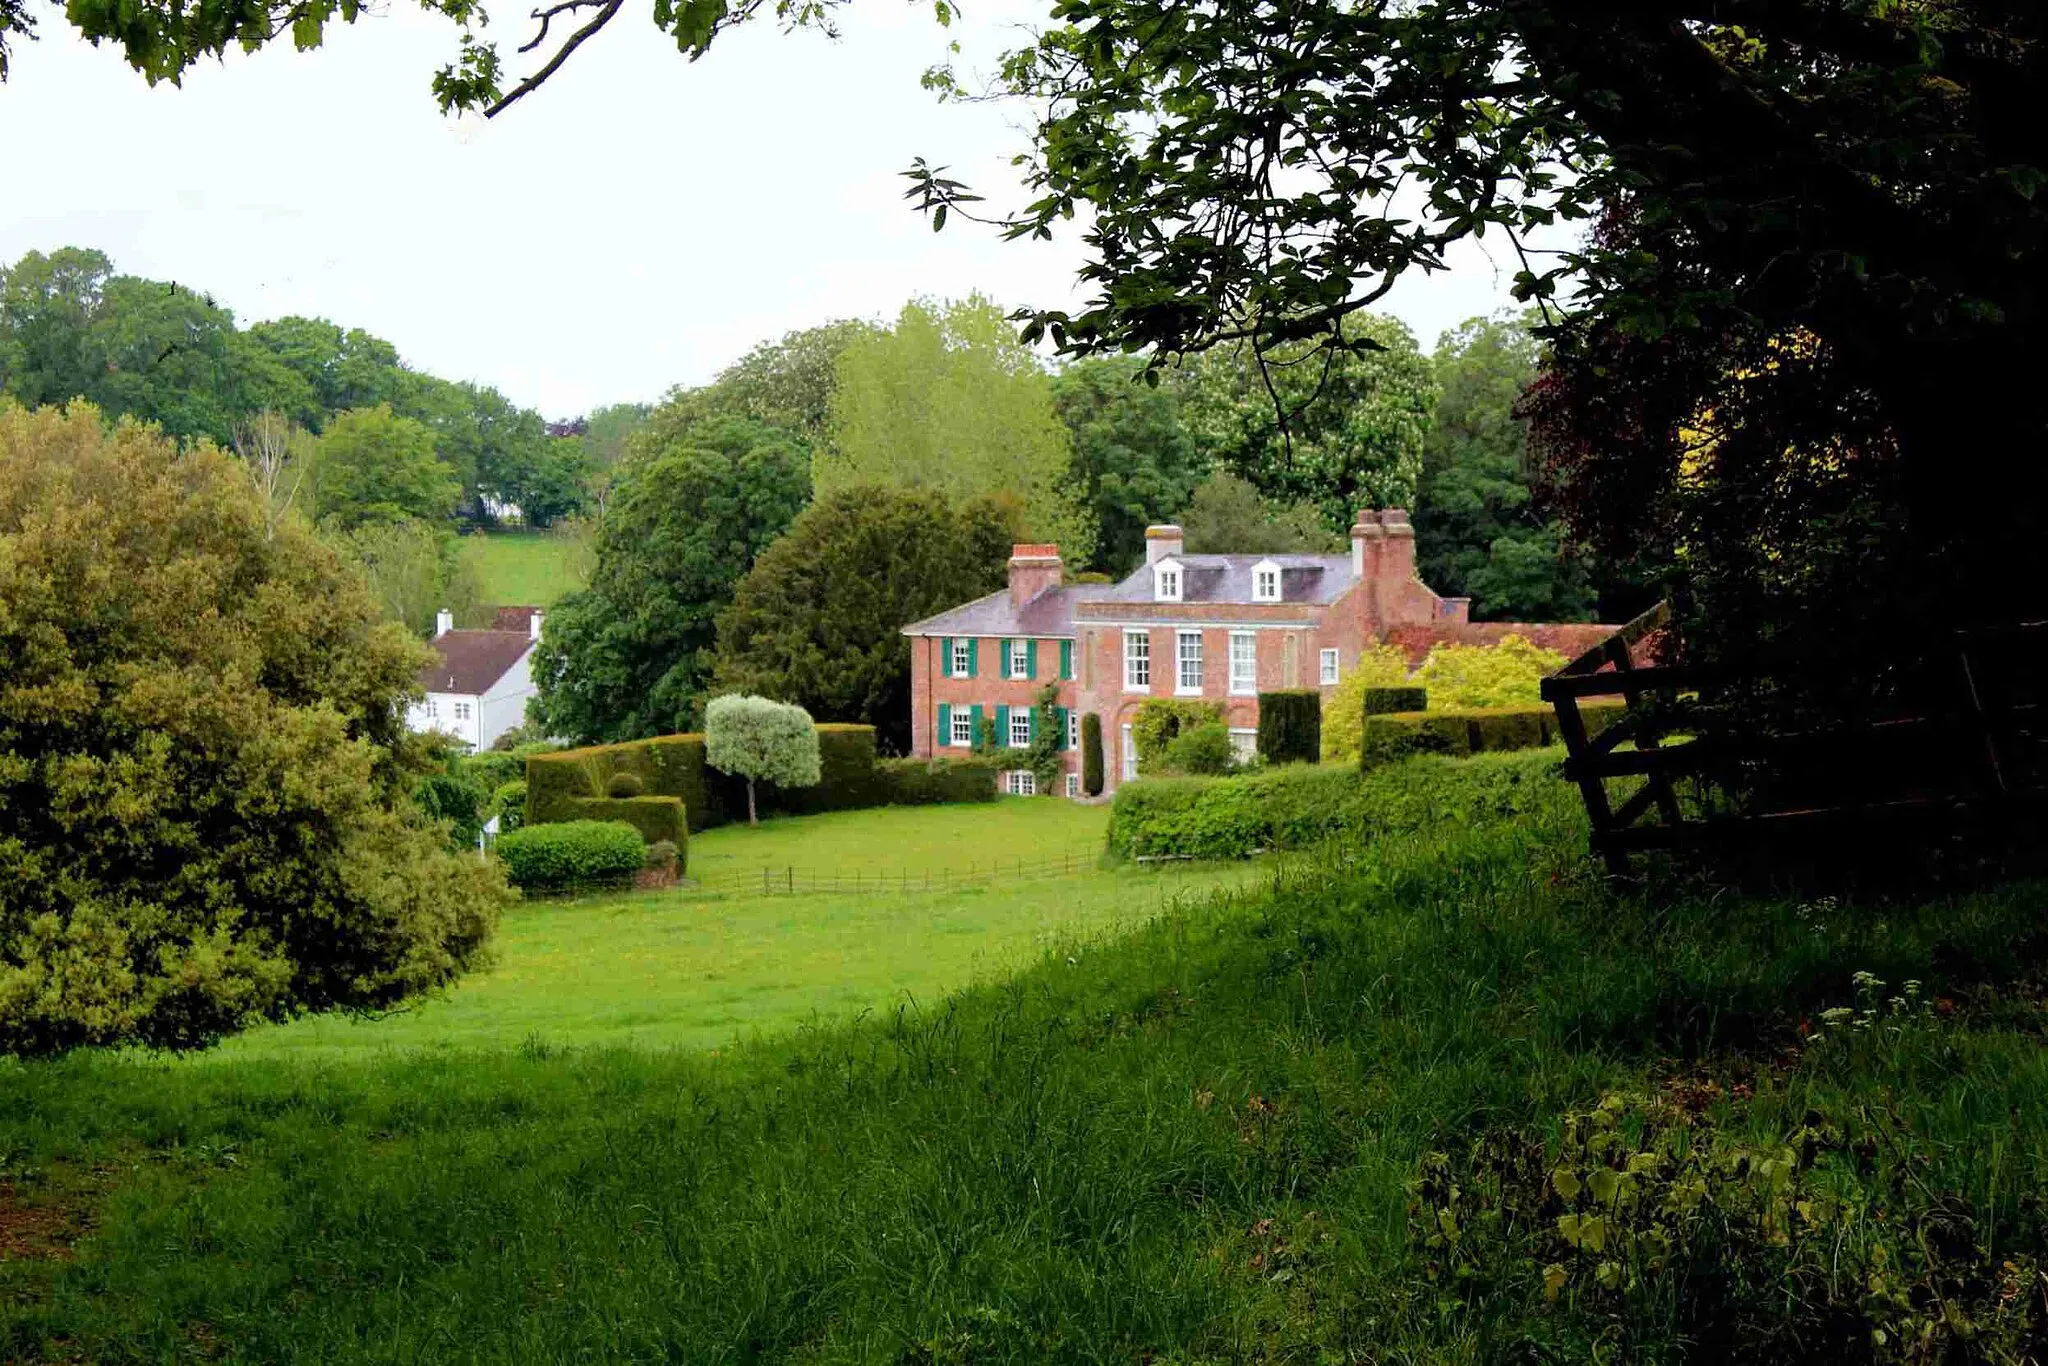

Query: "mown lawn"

xmin=213 ymin=800 xmax=1252 ymax=1058
xmin=460 ymin=529 xmax=584 ymax=606
xmin=6 ymin=752 xmax=2048 ymax=1362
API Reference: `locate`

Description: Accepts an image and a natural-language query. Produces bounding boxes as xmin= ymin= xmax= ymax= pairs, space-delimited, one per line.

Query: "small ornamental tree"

xmin=704 ymin=694 xmax=821 ymax=826
xmin=1024 ymin=682 xmax=1063 ymax=795
xmin=1416 ymin=634 xmax=1566 ymax=710
xmin=1081 ymin=712 xmax=1105 ymax=796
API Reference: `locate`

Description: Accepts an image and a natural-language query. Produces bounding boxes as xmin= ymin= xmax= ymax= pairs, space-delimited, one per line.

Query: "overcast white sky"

xmin=1 ymin=0 xmax=1542 ymax=418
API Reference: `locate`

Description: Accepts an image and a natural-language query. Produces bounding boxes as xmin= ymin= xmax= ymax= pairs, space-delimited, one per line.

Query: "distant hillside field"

xmin=462 ymin=530 xmax=585 ymax=607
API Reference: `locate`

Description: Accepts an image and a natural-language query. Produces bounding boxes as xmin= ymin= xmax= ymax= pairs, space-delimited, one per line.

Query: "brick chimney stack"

xmin=1377 ymin=508 xmax=1417 ymax=585
xmin=1350 ymin=508 xmax=1385 ymax=580
xmin=1008 ymin=544 xmax=1064 ymax=608
xmin=1145 ymin=524 xmax=1184 ymax=565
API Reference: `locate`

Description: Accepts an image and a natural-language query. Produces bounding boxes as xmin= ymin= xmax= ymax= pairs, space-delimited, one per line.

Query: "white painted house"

xmin=406 ymin=606 xmax=543 ymax=750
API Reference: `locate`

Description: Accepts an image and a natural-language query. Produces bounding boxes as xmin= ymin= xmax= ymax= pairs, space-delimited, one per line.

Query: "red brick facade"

xmin=904 ymin=513 xmax=1619 ymax=794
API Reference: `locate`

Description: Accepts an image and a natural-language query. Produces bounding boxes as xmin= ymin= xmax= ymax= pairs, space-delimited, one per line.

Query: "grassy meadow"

xmin=461 ymin=528 xmax=585 ymax=607
xmin=7 ymin=752 xmax=2048 ymax=1361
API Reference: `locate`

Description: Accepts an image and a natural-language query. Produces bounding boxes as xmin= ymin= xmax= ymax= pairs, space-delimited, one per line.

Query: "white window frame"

xmin=1176 ymin=629 xmax=1204 ymax=695
xmin=1124 ymin=629 xmax=1151 ymax=691
xmin=1320 ymin=648 xmax=1340 ymax=686
xmin=950 ymin=708 xmax=974 ymax=747
xmin=1122 ymin=723 xmax=1137 ymax=780
xmin=1066 ymin=772 xmax=1081 ymax=798
xmin=426 ymin=698 xmax=440 ymax=720
xmin=454 ymin=700 xmax=473 ymax=721
xmin=1153 ymin=558 xmax=1183 ymax=603
xmin=1229 ymin=728 xmax=1258 ymax=763
xmin=1066 ymin=708 xmax=1078 ymax=750
xmin=1009 ymin=706 xmax=1032 ymax=749
xmin=951 ymin=639 xmax=970 ymax=677
xmin=1229 ymin=631 xmax=1257 ymax=695
xmin=1008 ymin=638 xmax=1030 ymax=679
xmin=1005 ymin=769 xmax=1036 ymax=796
xmin=1252 ymin=559 xmax=1282 ymax=603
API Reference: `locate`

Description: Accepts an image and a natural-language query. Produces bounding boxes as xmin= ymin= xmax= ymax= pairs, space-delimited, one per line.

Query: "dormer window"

xmin=1153 ymin=558 xmax=1183 ymax=602
xmin=1252 ymin=559 xmax=1282 ymax=603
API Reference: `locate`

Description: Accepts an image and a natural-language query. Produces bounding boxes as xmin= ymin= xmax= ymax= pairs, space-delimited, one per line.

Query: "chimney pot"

xmin=434 ymin=608 xmax=454 ymax=638
xmin=1144 ymin=524 xmax=1184 ymax=565
xmin=529 ymin=609 xmax=544 ymax=642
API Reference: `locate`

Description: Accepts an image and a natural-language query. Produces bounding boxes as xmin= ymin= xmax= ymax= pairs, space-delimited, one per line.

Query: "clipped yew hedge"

xmin=528 ymin=723 xmax=982 ymax=832
xmin=1257 ymin=690 xmax=1321 ymax=764
xmin=564 ymin=795 xmax=688 ymax=852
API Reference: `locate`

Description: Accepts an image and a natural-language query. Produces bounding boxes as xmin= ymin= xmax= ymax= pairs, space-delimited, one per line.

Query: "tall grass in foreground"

xmin=5 ymin=752 xmax=2048 ymax=1361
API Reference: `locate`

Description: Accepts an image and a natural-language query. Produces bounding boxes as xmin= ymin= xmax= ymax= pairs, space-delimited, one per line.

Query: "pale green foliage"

xmin=705 ymin=694 xmax=822 ymax=823
xmin=1416 ymin=634 xmax=1565 ymax=710
xmin=0 ymin=404 xmax=507 ymax=1056
xmin=337 ymin=518 xmax=486 ymax=637
xmin=1131 ymin=699 xmax=1223 ymax=770
xmin=821 ymin=296 xmax=1094 ymax=562
xmin=315 ymin=404 xmax=460 ymax=530
xmin=1321 ymin=641 xmax=1416 ymax=763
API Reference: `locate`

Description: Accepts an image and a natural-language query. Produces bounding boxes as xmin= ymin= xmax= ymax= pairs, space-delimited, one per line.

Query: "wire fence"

xmin=678 ymin=846 xmax=1117 ymax=898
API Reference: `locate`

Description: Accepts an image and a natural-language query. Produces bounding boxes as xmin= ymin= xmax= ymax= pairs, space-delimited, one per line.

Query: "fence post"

xmin=787 ymin=866 xmax=793 ymax=894
xmin=763 ymin=866 xmax=770 ymax=895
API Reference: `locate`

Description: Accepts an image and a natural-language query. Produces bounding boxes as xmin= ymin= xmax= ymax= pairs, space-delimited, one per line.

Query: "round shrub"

xmin=491 ymin=780 xmax=527 ymax=832
xmin=606 ymin=770 xmax=645 ymax=798
xmin=645 ymin=839 xmax=680 ymax=873
xmin=494 ymin=820 xmax=645 ymax=891
xmin=1162 ymin=721 xmax=1236 ymax=776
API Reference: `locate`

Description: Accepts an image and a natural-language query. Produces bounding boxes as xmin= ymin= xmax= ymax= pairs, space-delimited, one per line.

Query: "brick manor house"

xmin=902 ymin=510 xmax=1618 ymax=796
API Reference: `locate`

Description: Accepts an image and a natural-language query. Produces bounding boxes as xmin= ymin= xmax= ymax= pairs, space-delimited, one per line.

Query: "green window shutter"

xmin=971 ymin=703 xmax=985 ymax=746
xmin=1056 ymin=707 xmax=1069 ymax=749
xmin=999 ymin=638 xmax=1012 ymax=678
xmin=1028 ymin=640 xmax=1039 ymax=679
xmin=1060 ymin=639 xmax=1072 ymax=680
xmin=938 ymin=702 xmax=952 ymax=748
xmin=1028 ymin=706 xmax=1038 ymax=742
xmin=940 ymin=636 xmax=953 ymax=677
xmin=967 ymin=638 xmax=979 ymax=677
xmin=995 ymin=705 xmax=1010 ymax=745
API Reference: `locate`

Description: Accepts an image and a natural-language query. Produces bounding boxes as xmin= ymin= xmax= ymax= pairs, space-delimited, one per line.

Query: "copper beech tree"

xmin=0 ymin=405 xmax=508 ymax=1055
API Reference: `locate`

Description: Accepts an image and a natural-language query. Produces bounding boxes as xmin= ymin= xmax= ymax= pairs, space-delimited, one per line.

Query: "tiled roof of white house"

xmin=902 ymin=584 xmax=1093 ymax=639
xmin=1083 ymin=553 xmax=1355 ymax=607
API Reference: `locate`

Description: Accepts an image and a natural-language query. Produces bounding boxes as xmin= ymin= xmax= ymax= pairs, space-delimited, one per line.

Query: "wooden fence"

xmin=1540 ymin=606 xmax=2048 ymax=874
xmin=679 ymin=846 xmax=1112 ymax=898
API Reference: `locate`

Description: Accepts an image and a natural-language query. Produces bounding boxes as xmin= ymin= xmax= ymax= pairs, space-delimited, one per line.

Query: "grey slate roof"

xmin=1085 ymin=554 xmax=1355 ymax=606
xmin=902 ymin=585 xmax=1091 ymax=639
xmin=904 ymin=553 xmax=1359 ymax=637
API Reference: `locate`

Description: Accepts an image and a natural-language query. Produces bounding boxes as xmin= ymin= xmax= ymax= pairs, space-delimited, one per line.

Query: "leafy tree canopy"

xmin=531 ymin=414 xmax=810 ymax=744
xmin=0 ymin=404 xmax=506 ymax=1056
xmin=676 ymin=319 xmax=878 ymax=447
xmin=1177 ymin=472 xmax=1342 ymax=556
xmin=1414 ymin=314 xmax=1593 ymax=623
xmin=1053 ymin=354 xmax=1209 ymax=576
xmin=1175 ymin=318 xmax=1437 ymax=533
xmin=314 ymin=404 xmax=462 ymax=531
xmin=711 ymin=485 xmax=1018 ymax=755
xmin=821 ymin=295 xmax=1094 ymax=563
xmin=704 ymin=694 xmax=822 ymax=826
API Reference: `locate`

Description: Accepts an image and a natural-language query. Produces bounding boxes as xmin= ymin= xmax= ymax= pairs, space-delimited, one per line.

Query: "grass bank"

xmin=6 ymin=751 xmax=2048 ymax=1360
xmin=461 ymin=529 xmax=584 ymax=607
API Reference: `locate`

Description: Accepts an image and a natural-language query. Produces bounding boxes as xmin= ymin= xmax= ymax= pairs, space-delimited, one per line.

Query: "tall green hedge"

xmin=1257 ymin=690 xmax=1321 ymax=764
xmin=1362 ymin=686 xmax=1427 ymax=715
xmin=1081 ymin=712 xmax=1104 ymax=796
xmin=528 ymin=723 xmax=985 ymax=831
xmin=874 ymin=756 xmax=999 ymax=805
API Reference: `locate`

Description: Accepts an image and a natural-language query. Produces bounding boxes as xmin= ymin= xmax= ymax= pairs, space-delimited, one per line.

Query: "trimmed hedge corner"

xmin=875 ymin=756 xmax=1000 ymax=805
xmin=1363 ymin=686 xmax=1427 ymax=715
xmin=494 ymin=819 xmax=647 ymax=891
xmin=1257 ymin=690 xmax=1321 ymax=764
xmin=565 ymin=795 xmax=687 ymax=853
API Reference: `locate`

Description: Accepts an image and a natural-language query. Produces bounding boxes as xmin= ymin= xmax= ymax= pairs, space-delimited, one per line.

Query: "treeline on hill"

xmin=0 ymin=250 xmax=1633 ymax=755
xmin=533 ymin=296 xmax=1638 ymax=754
